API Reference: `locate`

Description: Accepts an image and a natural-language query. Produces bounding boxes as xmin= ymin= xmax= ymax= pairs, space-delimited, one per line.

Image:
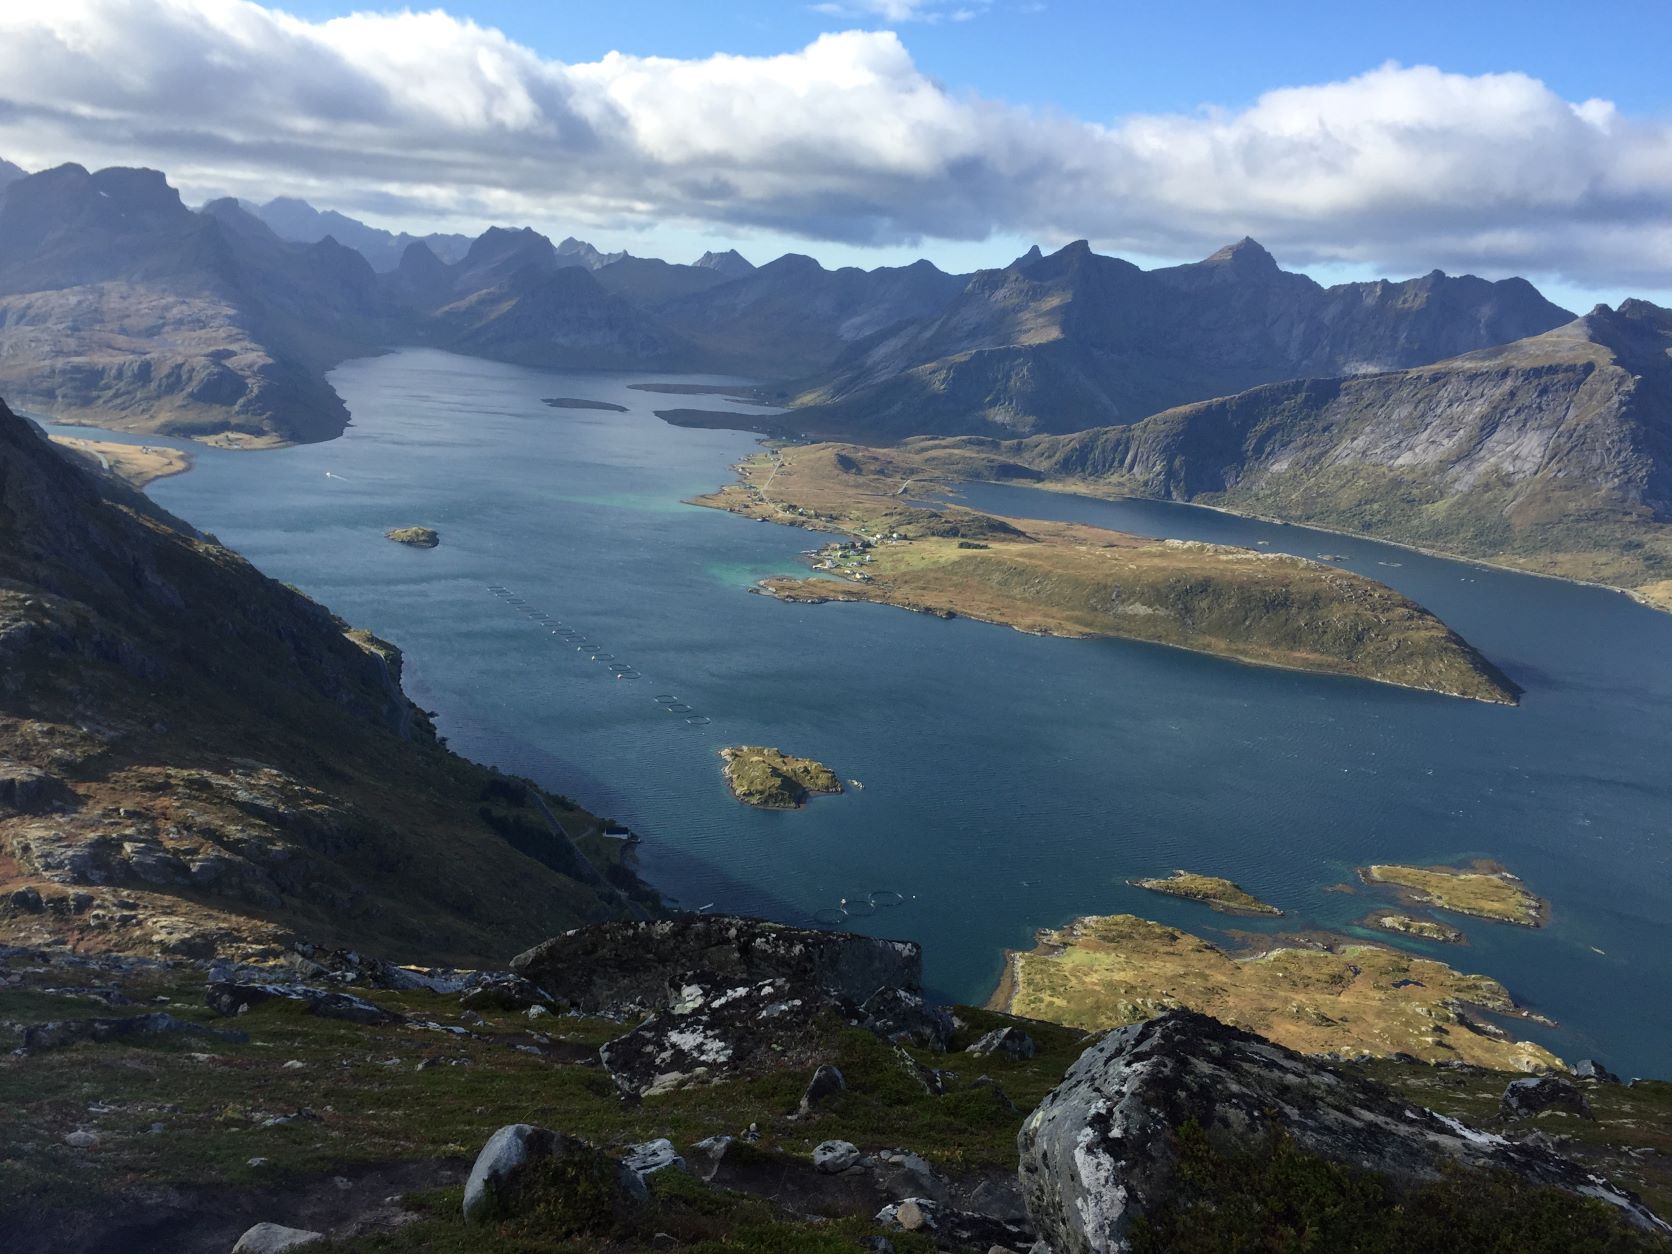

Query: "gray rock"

xmin=459 ymin=973 xmax=552 ymax=1013
xmin=463 ymin=1125 xmax=644 ymax=1222
xmin=797 ymin=1063 xmax=846 ymax=1115
xmin=1018 ymin=1010 xmax=1667 ymax=1254
xmin=812 ymin=1139 xmax=862 ymax=1174
xmin=623 ymin=1137 xmax=687 ymax=1184
xmin=876 ymin=1197 xmax=1035 ymax=1249
xmin=1573 ymin=1059 xmax=1623 ymax=1085
xmin=1502 ymin=1076 xmax=1595 ymax=1121
xmin=230 ymin=1222 xmax=324 ymax=1252
xmin=966 ymin=1026 xmax=1036 ymax=1060
xmin=63 ymin=1129 xmax=98 ymax=1149
xmin=512 ymin=915 xmax=922 ymax=1016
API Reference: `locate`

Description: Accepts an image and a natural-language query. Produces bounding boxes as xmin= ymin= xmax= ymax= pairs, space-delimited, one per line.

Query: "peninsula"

xmin=720 ymin=745 xmax=843 ymax=809
xmin=694 ymin=443 xmax=1521 ymax=704
xmin=990 ymin=911 xmax=1562 ymax=1072
xmin=1130 ymin=870 xmax=1282 ymax=915
xmin=48 ymin=436 xmax=192 ymax=488
xmin=1361 ymin=863 xmax=1547 ymax=927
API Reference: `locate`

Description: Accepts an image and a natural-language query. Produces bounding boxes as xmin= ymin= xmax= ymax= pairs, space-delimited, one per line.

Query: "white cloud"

xmin=0 ymin=3 xmax=1670 ymax=288
xmin=809 ymin=0 xmax=989 ymax=24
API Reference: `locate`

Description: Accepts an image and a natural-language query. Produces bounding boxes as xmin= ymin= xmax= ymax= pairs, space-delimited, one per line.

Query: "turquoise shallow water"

xmin=65 ymin=347 xmax=1672 ymax=1075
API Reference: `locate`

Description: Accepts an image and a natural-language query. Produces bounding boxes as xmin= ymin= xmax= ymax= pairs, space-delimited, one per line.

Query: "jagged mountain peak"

xmin=1200 ymin=235 xmax=1280 ymax=273
xmin=693 ymin=248 xmax=755 ymax=277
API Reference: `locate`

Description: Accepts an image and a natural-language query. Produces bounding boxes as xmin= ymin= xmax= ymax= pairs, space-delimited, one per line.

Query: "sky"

xmin=2 ymin=0 xmax=1671 ymax=309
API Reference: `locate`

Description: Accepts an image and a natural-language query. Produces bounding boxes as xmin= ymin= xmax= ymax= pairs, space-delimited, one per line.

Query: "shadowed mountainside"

xmin=0 ymin=395 xmax=645 ymax=965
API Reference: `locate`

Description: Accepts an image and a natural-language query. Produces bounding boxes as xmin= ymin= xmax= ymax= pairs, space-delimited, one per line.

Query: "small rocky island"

xmin=541 ymin=397 xmax=628 ymax=412
xmin=1366 ymin=913 xmax=1466 ymax=943
xmin=720 ymin=745 xmax=842 ymax=809
xmin=1361 ymin=863 xmax=1546 ymax=926
xmin=385 ymin=526 xmax=440 ymax=548
xmin=1131 ymin=870 xmax=1283 ymax=916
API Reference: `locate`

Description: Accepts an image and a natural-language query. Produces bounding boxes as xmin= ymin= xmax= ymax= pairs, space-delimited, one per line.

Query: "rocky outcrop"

xmin=511 ymin=915 xmax=921 ymax=1016
xmin=461 ymin=1124 xmax=644 ymax=1223
xmin=1017 ymin=1010 xmax=1668 ymax=1253
xmin=230 ymin=1223 xmax=324 ymax=1253
xmin=1502 ymin=1076 xmax=1596 ymax=1121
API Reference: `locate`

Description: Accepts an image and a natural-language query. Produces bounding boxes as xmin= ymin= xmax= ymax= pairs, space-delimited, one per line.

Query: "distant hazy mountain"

xmin=0 ymin=165 xmax=400 ymax=442
xmin=592 ymin=255 xmax=732 ymax=305
xmin=656 ymin=253 xmax=971 ymax=377
xmin=0 ymin=158 xmax=25 ymax=190
xmin=925 ymin=300 xmax=1672 ymax=599
xmin=250 ymin=196 xmax=471 ymax=272
xmin=428 ymin=244 xmax=697 ymax=370
xmin=555 ymin=236 xmax=628 ymax=270
xmin=693 ymin=248 xmax=755 ymax=278
xmin=791 ymin=238 xmax=1574 ymax=439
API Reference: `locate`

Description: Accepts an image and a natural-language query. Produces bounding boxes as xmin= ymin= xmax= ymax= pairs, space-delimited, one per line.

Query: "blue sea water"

xmin=65 ymin=348 xmax=1671 ymax=1075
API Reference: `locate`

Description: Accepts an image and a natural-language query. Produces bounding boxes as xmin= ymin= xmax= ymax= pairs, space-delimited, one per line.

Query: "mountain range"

xmin=914 ymin=298 xmax=1672 ymax=603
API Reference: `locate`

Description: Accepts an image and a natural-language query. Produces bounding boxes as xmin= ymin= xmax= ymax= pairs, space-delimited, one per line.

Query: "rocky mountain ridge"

xmin=914 ymin=298 xmax=1672 ymax=601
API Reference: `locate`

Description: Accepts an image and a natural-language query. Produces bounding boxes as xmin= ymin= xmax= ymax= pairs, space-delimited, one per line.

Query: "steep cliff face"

xmin=946 ymin=300 xmax=1672 ymax=594
xmin=792 ymin=238 xmax=1574 ymax=439
xmin=0 ymin=397 xmax=639 ymax=964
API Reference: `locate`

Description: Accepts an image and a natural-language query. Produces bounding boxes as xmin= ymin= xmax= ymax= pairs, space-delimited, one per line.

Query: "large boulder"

xmin=511 ymin=915 xmax=921 ymax=1016
xmin=462 ymin=1124 xmax=645 ymax=1223
xmin=1501 ymin=1075 xmax=1595 ymax=1120
xmin=599 ymin=974 xmax=830 ymax=1096
xmin=230 ymin=1223 xmax=324 ymax=1252
xmin=857 ymin=986 xmax=954 ymax=1051
xmin=206 ymin=980 xmax=402 ymax=1026
xmin=1017 ymin=1010 xmax=1667 ymax=1254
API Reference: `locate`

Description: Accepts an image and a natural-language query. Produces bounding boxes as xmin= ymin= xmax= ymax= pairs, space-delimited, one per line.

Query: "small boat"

xmin=848 ymin=779 xmax=864 ymax=790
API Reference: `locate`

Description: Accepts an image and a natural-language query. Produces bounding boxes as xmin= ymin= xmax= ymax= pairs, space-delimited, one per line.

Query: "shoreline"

xmin=972 ymin=474 xmax=1670 ymax=614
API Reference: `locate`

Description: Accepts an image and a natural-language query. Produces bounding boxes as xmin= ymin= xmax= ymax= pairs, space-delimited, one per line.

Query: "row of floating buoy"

xmin=811 ymin=889 xmax=906 ymax=928
xmin=487 ymin=585 xmax=711 ymax=724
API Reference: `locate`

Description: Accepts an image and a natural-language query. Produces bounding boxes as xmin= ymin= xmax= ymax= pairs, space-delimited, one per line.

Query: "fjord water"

xmin=120 ymin=349 xmax=1670 ymax=1075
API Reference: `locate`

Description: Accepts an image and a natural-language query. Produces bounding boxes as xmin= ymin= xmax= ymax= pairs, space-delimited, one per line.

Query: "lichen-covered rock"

xmin=966 ymin=1026 xmax=1035 ymax=1060
xmin=512 ymin=915 xmax=921 ymax=1016
xmin=599 ymin=975 xmax=827 ymax=1096
xmin=230 ymin=1222 xmax=324 ymax=1252
xmin=813 ymin=1140 xmax=863 ymax=1174
xmin=1018 ymin=1010 xmax=1667 ymax=1253
xmin=1502 ymin=1075 xmax=1595 ymax=1121
xmin=622 ymin=1138 xmax=686 ymax=1185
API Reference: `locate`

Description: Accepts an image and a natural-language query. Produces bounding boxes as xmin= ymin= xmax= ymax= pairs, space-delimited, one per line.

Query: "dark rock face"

xmin=512 ymin=915 xmax=921 ymax=1016
xmin=857 ymin=986 xmax=955 ymax=1051
xmin=874 ymin=1196 xmax=1036 ymax=1250
xmin=1502 ymin=1076 xmax=1596 ymax=1121
xmin=1017 ymin=1010 xmax=1667 ymax=1253
xmin=797 ymin=1063 xmax=847 ymax=1115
